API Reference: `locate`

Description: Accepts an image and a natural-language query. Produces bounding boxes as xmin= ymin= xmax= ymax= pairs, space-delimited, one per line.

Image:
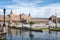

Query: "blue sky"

xmin=0 ymin=0 xmax=60 ymax=18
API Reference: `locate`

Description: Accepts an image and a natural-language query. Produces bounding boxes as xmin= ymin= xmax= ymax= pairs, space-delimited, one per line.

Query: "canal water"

xmin=4 ymin=28 xmax=60 ymax=40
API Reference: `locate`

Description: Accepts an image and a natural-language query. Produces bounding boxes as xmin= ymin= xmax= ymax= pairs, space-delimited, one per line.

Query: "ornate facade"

xmin=0 ymin=10 xmax=31 ymax=25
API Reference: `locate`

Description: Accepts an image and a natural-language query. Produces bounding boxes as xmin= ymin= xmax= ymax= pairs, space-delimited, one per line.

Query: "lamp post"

xmin=3 ymin=8 xmax=7 ymax=33
xmin=3 ymin=8 xmax=6 ymax=27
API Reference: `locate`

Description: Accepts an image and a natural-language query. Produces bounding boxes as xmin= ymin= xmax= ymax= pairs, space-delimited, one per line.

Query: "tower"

xmin=10 ymin=10 xmax=13 ymax=14
xmin=28 ymin=13 xmax=31 ymax=17
xmin=9 ymin=10 xmax=14 ymax=25
xmin=20 ymin=14 xmax=21 ymax=19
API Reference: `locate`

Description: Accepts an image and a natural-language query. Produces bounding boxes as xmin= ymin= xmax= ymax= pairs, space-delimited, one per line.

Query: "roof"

xmin=32 ymin=18 xmax=49 ymax=20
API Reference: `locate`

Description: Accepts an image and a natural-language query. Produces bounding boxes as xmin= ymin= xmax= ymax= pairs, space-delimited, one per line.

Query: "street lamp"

xmin=3 ymin=8 xmax=6 ymax=27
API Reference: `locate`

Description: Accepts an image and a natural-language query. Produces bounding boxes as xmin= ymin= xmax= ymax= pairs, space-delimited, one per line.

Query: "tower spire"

xmin=10 ymin=10 xmax=13 ymax=14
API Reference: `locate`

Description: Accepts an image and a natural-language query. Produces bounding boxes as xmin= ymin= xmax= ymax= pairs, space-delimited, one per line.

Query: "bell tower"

xmin=10 ymin=10 xmax=13 ymax=14
xmin=9 ymin=10 xmax=14 ymax=25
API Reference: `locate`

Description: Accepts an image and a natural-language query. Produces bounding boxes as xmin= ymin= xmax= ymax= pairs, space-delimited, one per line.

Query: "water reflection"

xmin=5 ymin=28 xmax=60 ymax=40
xmin=48 ymin=31 xmax=59 ymax=40
xmin=29 ymin=31 xmax=34 ymax=40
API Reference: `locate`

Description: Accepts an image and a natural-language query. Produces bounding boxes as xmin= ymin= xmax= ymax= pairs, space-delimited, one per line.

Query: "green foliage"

xmin=50 ymin=28 xmax=60 ymax=30
xmin=29 ymin=21 xmax=34 ymax=25
xmin=29 ymin=21 xmax=34 ymax=29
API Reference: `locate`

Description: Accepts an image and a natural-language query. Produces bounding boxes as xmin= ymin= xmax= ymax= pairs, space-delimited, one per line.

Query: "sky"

xmin=0 ymin=0 xmax=60 ymax=18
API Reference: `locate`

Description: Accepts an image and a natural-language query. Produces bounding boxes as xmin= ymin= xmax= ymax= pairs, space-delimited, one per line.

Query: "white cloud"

xmin=0 ymin=0 xmax=60 ymax=18
xmin=12 ymin=0 xmax=44 ymax=7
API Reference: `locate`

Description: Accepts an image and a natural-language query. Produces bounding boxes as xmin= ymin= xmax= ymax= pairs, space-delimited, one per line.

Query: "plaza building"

xmin=32 ymin=15 xmax=60 ymax=24
xmin=0 ymin=10 xmax=31 ymax=26
xmin=0 ymin=10 xmax=60 ymax=26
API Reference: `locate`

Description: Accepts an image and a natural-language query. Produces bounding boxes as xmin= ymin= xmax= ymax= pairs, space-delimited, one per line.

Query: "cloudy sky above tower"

xmin=0 ymin=0 xmax=60 ymax=18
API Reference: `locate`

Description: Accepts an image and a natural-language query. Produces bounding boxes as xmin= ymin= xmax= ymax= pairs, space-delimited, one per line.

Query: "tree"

xmin=21 ymin=19 xmax=26 ymax=28
xmin=29 ymin=21 xmax=34 ymax=40
xmin=29 ymin=21 xmax=34 ymax=29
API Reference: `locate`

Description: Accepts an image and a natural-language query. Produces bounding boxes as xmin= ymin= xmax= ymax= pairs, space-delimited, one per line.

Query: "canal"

xmin=0 ymin=7 xmax=60 ymax=40
xmin=1 ymin=28 xmax=59 ymax=40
